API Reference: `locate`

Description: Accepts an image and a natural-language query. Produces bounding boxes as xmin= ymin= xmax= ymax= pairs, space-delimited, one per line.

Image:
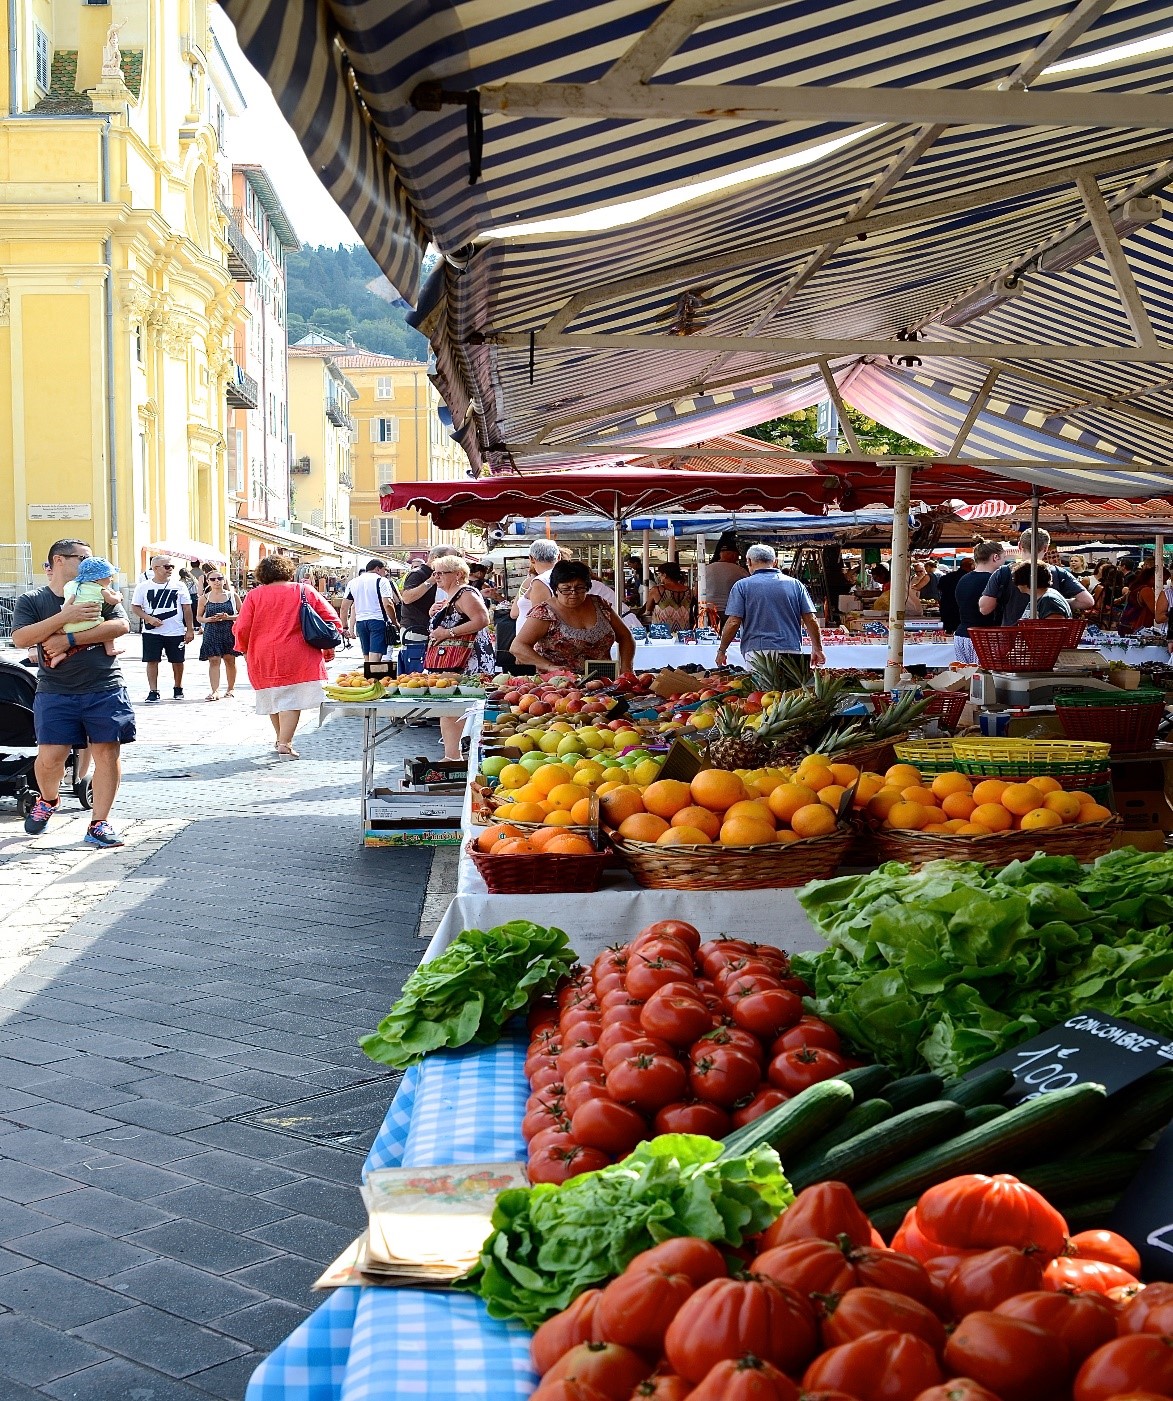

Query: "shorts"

xmin=356 ymin=618 xmax=388 ymax=656
xmin=142 ymin=633 xmax=186 ymax=664
xmin=33 ymin=688 xmax=137 ymax=748
xmin=953 ymin=636 xmax=979 ymax=664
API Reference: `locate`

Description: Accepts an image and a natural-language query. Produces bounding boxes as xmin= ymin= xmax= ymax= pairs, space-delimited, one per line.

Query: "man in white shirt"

xmin=339 ymin=560 xmax=399 ymax=661
xmin=703 ymin=541 xmax=749 ymax=623
xmin=130 ymin=556 xmax=194 ymax=701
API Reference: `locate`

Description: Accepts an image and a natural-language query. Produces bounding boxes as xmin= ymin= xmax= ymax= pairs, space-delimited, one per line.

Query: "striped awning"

xmin=227 ymin=1 xmax=1173 ymax=500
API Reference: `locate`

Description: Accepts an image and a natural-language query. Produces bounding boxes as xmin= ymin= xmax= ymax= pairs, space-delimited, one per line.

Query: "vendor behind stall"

xmin=510 ymin=560 xmax=636 ymax=674
xmin=1013 ymin=562 xmax=1073 ymax=620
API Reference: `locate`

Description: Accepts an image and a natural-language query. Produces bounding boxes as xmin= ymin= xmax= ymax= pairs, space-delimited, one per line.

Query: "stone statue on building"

xmin=101 ymin=21 xmax=127 ymax=80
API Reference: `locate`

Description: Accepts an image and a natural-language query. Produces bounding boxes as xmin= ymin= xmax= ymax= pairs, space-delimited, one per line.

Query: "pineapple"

xmin=705 ymin=704 xmax=767 ymax=770
xmin=871 ymin=690 xmax=929 ymax=739
xmin=749 ymin=651 xmax=811 ymax=695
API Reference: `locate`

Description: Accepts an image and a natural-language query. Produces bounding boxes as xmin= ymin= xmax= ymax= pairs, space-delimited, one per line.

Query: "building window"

xmin=34 ymin=26 xmax=50 ymax=91
xmin=372 ymin=417 xmax=399 ymax=444
xmin=374 ymin=517 xmax=399 ymax=547
xmin=349 ymin=518 xmax=360 ymax=545
xmin=135 ymin=325 xmax=144 ymax=365
xmin=376 ymin=376 xmax=394 ymax=400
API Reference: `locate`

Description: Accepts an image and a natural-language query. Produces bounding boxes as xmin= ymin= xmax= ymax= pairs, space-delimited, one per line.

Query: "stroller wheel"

xmin=17 ymin=790 xmax=37 ymax=818
xmin=74 ymin=776 xmax=93 ymax=811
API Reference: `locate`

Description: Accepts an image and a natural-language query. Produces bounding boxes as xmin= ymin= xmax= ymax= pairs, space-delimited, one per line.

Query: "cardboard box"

xmin=367 ymin=788 xmax=463 ymax=823
xmin=1114 ymin=789 xmax=1173 ymax=833
xmin=1112 ymin=829 xmax=1168 ymax=853
xmin=364 ymin=828 xmax=463 ymax=847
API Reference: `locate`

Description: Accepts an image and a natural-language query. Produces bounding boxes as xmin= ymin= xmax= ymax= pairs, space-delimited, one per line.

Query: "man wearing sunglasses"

xmin=130 ymin=556 xmax=195 ymax=701
xmin=10 ymin=538 xmax=134 ymax=848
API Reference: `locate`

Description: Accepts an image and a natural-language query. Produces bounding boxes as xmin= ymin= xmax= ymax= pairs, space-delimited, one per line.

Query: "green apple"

xmin=480 ymin=755 xmax=510 ymax=778
xmin=556 ymin=735 xmax=585 ymax=758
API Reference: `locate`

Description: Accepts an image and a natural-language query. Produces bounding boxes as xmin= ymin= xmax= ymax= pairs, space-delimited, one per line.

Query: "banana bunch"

xmin=326 ymin=673 xmax=385 ymax=702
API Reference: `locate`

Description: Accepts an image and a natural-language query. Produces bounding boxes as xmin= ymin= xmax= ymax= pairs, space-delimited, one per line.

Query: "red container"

xmin=970 ymin=620 xmax=1077 ymax=672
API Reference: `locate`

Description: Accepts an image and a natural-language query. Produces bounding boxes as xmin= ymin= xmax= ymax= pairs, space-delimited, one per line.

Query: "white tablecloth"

xmin=632 ymin=641 xmax=957 ymax=670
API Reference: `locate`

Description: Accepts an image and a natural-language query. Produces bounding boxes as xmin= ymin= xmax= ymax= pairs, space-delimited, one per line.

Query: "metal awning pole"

xmin=613 ymin=504 xmax=622 ymax=602
xmin=697 ymin=534 xmax=708 ymax=606
xmin=1157 ymin=535 xmax=1166 ymax=595
xmin=1028 ymin=489 xmax=1041 ymax=618
xmin=666 ymin=517 xmax=678 ymax=562
xmin=884 ymin=461 xmax=914 ymax=690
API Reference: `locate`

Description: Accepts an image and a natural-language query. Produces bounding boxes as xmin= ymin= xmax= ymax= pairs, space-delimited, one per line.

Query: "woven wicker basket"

xmin=467 ymin=840 xmax=610 ymax=893
xmin=864 ymin=816 xmax=1120 ymax=869
xmin=833 ymin=733 xmax=908 ymax=773
xmin=608 ymin=828 xmax=852 ymax=890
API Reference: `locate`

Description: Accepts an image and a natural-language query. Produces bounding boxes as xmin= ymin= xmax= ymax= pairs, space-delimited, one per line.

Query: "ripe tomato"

xmin=1074 ymin=1335 xmax=1173 ymax=1401
xmin=630 ymin=1374 xmax=692 ymax=1401
xmin=526 ymin=1047 xmax=562 ymax=1078
xmin=891 ymin=1207 xmax=982 ymax=1265
xmin=598 ymin=1021 xmax=641 ymax=1055
xmin=606 ymin=1052 xmax=688 ymax=1112
xmin=664 ymin=1276 xmax=819 ymax=1382
xmin=527 ymin=1122 xmax=576 ymax=1155
xmin=731 ymin=1087 xmax=790 ymax=1128
xmin=531 ymin=1062 xmax=566 ymax=1093
xmin=821 ymin=1287 xmax=946 ymax=1355
xmin=601 ymin=988 xmax=646 ymax=1013
xmin=545 ymin=1341 xmax=653 ymax=1400
xmin=633 ymin=919 xmax=701 ymax=954
xmin=1119 ymin=1281 xmax=1173 ymax=1335
xmin=915 ymin=1174 xmax=1068 ymax=1257
xmin=594 ymin=1260 xmax=698 ymax=1354
xmin=593 ymin=969 xmax=625 ymax=997
xmin=1043 ymin=1256 xmax=1140 ymax=1296
xmin=944 ymin=1311 xmax=1070 ymax=1401
xmin=911 ymin=1384 xmax=1003 ymax=1401
xmin=558 ymin=1044 xmax=603 ymax=1073
xmin=757 ymin=1182 xmax=874 ymax=1250
xmin=527 ymin=1143 xmax=611 ymax=1185
xmin=752 ymin=1239 xmax=856 ymax=1296
xmin=602 ymin=1036 xmax=675 ymax=1073
xmin=565 ymin=1080 xmax=610 ymax=1116
xmin=688 ymin=1045 xmax=762 ymax=1106
xmin=945 ymin=1246 xmax=1047 ymax=1316
xmin=558 ymin=984 xmax=594 ymax=1012
xmin=640 ymin=986 xmax=715 ymax=1046
xmin=522 ymin=1100 xmax=569 ymax=1141
xmin=802 ymin=1329 xmax=943 ymax=1401
xmin=625 ymin=956 xmax=694 ymax=1000
xmin=698 ymin=938 xmax=754 ymax=977
xmin=625 ymin=1237 xmax=727 ymax=1287
xmin=570 ymin=1099 xmax=648 ymax=1157
xmin=653 ymin=1100 xmax=731 ymax=1137
xmin=563 ymin=1061 xmax=607 ymax=1090
xmin=631 ymin=938 xmax=695 ymax=970
xmin=772 ymin=1017 xmax=843 ymax=1055
xmin=694 ymin=1025 xmax=765 ymax=1063
xmin=995 ymin=1290 xmax=1118 ymax=1369
xmin=715 ymin=963 xmax=780 ymax=994
xmin=593 ymin=949 xmax=628 ymax=980
xmin=528 ymin=999 xmax=558 ymax=1032
xmin=687 ymin=1355 xmax=800 ymax=1401
xmin=730 ymin=987 xmax=804 ymax=1039
xmin=531 ymin=1289 xmax=604 ymax=1375
xmin=531 ymin=1378 xmax=609 ymax=1401
xmin=1068 ymin=1229 xmax=1142 ymax=1276
xmin=767 ymin=1046 xmax=851 ymax=1094
xmin=560 ymin=1015 xmax=602 ymax=1042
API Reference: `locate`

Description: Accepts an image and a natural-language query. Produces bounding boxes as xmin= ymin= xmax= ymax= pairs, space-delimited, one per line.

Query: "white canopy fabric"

xmin=146 ymin=539 xmax=228 ymax=564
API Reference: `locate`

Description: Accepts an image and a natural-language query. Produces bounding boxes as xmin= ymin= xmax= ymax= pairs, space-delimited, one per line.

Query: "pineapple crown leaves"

xmin=871 ymin=691 xmax=929 ymax=738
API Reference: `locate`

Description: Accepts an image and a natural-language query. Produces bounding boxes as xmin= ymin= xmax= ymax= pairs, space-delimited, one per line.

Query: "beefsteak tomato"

xmin=688 ymin=1355 xmax=800 ymax=1401
xmin=544 ymin=1341 xmax=653 ymax=1400
xmin=663 ymin=1276 xmax=819 ymax=1382
xmin=802 ymin=1330 xmax=943 ymax=1401
xmin=944 ymin=1246 xmax=1047 ymax=1316
xmin=1043 ymin=1256 xmax=1139 ymax=1296
xmin=1118 ymin=1281 xmax=1173 ymax=1336
xmin=820 ymin=1287 xmax=946 ymax=1355
xmin=531 ymin=1289 xmax=604 ymax=1375
xmin=1073 ymin=1335 xmax=1173 ymax=1401
xmin=915 ymin=1174 xmax=1068 ymax=1257
xmin=943 ymin=1310 xmax=1069 ymax=1401
xmin=994 ymin=1290 xmax=1118 ymax=1370
xmin=1068 ymin=1229 xmax=1142 ymax=1276
xmin=757 ymin=1182 xmax=875 ymax=1250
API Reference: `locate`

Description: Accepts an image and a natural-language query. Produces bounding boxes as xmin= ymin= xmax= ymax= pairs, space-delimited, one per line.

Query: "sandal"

xmin=224 ymin=690 xmax=235 ymax=700
xmin=205 ymin=692 xmax=220 ymax=702
xmin=275 ymin=743 xmax=300 ymax=759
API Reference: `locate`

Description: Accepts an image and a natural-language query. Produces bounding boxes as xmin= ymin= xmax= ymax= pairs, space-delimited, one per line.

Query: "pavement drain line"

xmin=418 ymin=844 xmax=459 ymax=940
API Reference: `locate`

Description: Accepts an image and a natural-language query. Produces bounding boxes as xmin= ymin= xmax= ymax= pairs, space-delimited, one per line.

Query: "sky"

xmin=211 ymin=8 xmax=361 ymax=249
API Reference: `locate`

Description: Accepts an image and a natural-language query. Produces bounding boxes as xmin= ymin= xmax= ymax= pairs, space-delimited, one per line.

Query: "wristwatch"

xmin=65 ymin=631 xmax=76 ymax=648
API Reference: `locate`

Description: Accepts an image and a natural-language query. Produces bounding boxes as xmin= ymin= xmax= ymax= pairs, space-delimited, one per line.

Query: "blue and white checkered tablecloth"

xmin=246 ymin=1032 xmax=538 ymax=1401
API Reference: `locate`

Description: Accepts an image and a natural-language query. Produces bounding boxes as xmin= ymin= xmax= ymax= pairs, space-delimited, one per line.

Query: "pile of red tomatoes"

xmin=523 ymin=922 xmax=853 ymax=1183
xmin=527 ymin=1176 xmax=1166 ymax=1401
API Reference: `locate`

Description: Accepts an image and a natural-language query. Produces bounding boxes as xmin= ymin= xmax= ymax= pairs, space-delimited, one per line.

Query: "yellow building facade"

xmin=287 ymin=347 xmax=356 ymax=541
xmin=0 ymin=0 xmax=242 ymax=579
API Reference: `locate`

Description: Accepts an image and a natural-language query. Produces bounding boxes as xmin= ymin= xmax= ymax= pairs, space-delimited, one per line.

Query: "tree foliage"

xmin=285 ymin=244 xmax=429 ymax=361
xmin=744 ymin=406 xmax=933 ymax=457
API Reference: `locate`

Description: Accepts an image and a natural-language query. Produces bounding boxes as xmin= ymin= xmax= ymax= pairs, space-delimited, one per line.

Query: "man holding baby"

xmin=10 ymin=538 xmax=134 ymax=848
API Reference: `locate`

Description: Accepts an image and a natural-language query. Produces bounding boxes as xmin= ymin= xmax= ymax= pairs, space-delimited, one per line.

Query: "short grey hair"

xmin=746 ymin=544 xmax=777 ymax=566
xmin=1018 ymin=528 xmax=1051 ymax=553
xmin=427 ymin=545 xmax=460 ymax=562
xmin=529 ymin=540 xmax=561 ymax=565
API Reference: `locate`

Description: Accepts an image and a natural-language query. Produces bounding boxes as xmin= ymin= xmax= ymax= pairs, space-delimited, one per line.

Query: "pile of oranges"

xmin=475 ymin=825 xmax=598 ymax=858
xmin=866 ymin=763 xmax=1114 ymax=834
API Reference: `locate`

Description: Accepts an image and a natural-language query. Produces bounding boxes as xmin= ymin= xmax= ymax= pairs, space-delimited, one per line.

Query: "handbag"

xmin=423 ymin=638 xmax=473 ymax=671
xmin=300 ymin=586 xmax=341 ymax=650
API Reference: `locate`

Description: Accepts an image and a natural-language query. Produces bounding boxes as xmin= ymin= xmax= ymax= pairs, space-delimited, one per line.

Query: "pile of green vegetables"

xmin=795 ymin=847 xmax=1173 ymax=1078
xmin=464 ymin=1134 xmax=791 ymax=1326
xmin=360 ymin=922 xmax=576 ymax=1069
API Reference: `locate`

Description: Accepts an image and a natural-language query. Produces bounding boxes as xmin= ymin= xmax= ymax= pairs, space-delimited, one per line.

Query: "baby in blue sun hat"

xmin=48 ymin=556 xmax=123 ymax=667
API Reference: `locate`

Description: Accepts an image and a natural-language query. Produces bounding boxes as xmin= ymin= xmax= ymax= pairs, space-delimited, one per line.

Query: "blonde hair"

xmin=432 ymin=556 xmax=470 ymax=585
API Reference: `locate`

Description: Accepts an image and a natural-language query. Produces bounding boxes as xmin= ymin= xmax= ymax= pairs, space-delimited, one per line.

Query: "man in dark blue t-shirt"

xmin=954 ymin=541 xmax=1009 ymax=662
xmin=979 ymin=529 xmax=1094 ymax=627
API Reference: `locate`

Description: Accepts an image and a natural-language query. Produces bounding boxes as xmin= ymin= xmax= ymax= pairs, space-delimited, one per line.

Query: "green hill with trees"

xmin=285 ymin=244 xmax=429 ymax=361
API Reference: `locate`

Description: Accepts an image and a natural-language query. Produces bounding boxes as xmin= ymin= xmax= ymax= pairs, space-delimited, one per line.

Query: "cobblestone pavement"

xmin=0 ymin=643 xmax=449 ymax=1398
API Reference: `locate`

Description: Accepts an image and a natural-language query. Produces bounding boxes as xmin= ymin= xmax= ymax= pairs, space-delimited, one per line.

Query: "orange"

xmin=795 ymin=763 xmax=836 ymax=793
xmin=656 ymin=826 xmax=711 ymax=846
xmin=939 ymin=819 xmax=969 ymax=833
xmin=617 ymin=813 xmax=670 ymax=843
xmin=888 ymin=801 xmax=930 ymax=831
xmin=570 ymin=796 xmax=593 ymax=825
xmin=1067 ymin=790 xmax=1093 ymax=807
xmin=642 ymin=779 xmax=695 ymax=820
xmin=531 ymin=763 xmax=575 ymax=796
xmin=1042 ymin=791 xmax=1082 ymax=823
xmin=867 ymin=788 xmax=907 ymax=821
xmin=508 ymin=802 xmax=547 ymax=824
xmin=1002 ymin=783 xmax=1046 ymax=817
xmin=920 ymin=806 xmax=950 ymax=826
xmin=1019 ymin=807 xmax=1063 ymax=831
xmin=931 ymin=772 xmax=974 ymax=800
xmin=790 ymin=803 xmax=838 ymax=839
xmin=956 ymin=821 xmax=993 ymax=836
xmin=529 ymin=825 xmax=564 ymax=848
xmin=775 ymin=829 xmax=802 ymax=844
xmin=599 ymin=786 xmax=646 ymax=826
xmin=511 ymin=782 xmax=544 ymax=805
xmin=596 ymin=780 xmax=624 ymax=797
xmin=942 ymin=791 xmax=977 ymax=820
xmin=767 ymin=782 xmax=819 ymax=823
xmin=885 ymin=763 xmax=923 ymax=790
xmin=796 ymin=752 xmax=834 ymax=780
xmin=901 ymin=786 xmax=940 ymax=807
xmin=1029 ymin=775 xmax=1063 ymax=795
xmin=691 ymin=769 xmax=748 ymax=812
xmin=719 ymin=816 xmax=777 ymax=847
xmin=971 ymin=802 xmax=1013 ymax=832
xmin=547 ymin=782 xmax=586 ymax=811
xmin=853 ymin=773 xmax=886 ymax=806
xmin=476 ymin=822 xmax=524 ymax=852
xmin=496 ymin=837 xmax=537 ymax=855
xmin=973 ymin=778 xmax=1009 ymax=806
xmin=817 ymin=784 xmax=851 ymax=814
xmin=724 ymin=799 xmax=776 ymax=828
xmin=829 ymin=763 xmax=861 ymax=787
xmin=672 ymin=805 xmax=723 ymax=839
xmin=493 ymin=803 xmax=519 ymax=820
xmin=546 ymin=832 xmax=595 ymax=855
xmin=1078 ymin=802 xmax=1114 ymax=823
xmin=542 ymin=809 xmax=577 ymax=826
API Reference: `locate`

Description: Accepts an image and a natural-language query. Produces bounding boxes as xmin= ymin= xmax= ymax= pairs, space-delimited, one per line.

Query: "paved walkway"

xmin=0 ymin=645 xmax=449 ymax=1398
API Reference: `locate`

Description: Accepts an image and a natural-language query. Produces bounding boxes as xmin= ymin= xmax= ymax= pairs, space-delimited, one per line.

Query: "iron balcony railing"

xmin=221 ymin=203 xmax=258 ymax=282
xmin=226 ymin=362 xmax=259 ymax=409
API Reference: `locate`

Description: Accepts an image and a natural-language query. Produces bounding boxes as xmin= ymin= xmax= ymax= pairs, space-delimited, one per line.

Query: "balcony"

xmin=226 ymin=362 xmax=259 ymax=409
xmin=291 ymin=456 xmax=311 ymax=475
xmin=325 ymin=401 xmax=354 ymax=431
xmin=339 ymin=472 xmax=353 ymax=488
xmin=220 ymin=204 xmax=258 ymax=283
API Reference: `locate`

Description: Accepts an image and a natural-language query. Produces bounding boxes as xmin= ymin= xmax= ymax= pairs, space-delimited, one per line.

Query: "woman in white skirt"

xmin=233 ymin=556 xmax=341 ymax=758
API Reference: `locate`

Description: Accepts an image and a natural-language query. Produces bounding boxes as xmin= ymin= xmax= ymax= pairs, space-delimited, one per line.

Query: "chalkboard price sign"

xmin=1111 ymin=1121 xmax=1173 ymax=1283
xmin=970 ymin=1012 xmax=1173 ymax=1106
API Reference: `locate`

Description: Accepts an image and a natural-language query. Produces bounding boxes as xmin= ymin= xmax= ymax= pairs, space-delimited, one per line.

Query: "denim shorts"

xmin=33 ymin=688 xmax=137 ymax=747
xmin=355 ymin=619 xmax=388 ymax=656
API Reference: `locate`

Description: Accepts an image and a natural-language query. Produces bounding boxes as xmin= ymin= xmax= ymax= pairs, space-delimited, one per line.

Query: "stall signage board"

xmin=1110 ymin=1122 xmax=1173 ymax=1281
xmin=969 ymin=1013 xmax=1173 ymax=1105
xmin=655 ymin=738 xmax=705 ymax=785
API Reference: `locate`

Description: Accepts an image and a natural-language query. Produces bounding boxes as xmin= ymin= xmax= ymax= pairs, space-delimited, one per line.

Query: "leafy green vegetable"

xmin=462 ymin=1134 xmax=792 ymax=1326
xmin=359 ymin=922 xmax=576 ymax=1069
xmin=795 ymin=849 xmax=1173 ymax=1077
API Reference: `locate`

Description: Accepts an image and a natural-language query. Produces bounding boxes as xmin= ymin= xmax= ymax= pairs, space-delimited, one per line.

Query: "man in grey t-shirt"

xmin=10 ymin=539 xmax=134 ymax=848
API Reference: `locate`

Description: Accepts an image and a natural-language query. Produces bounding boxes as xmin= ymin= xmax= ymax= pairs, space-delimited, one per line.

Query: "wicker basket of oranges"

xmin=469 ymin=824 xmax=610 ymax=893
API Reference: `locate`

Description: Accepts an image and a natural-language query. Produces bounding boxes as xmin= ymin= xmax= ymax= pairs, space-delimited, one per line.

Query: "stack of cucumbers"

xmin=719 ymin=1063 xmax=1173 ymax=1235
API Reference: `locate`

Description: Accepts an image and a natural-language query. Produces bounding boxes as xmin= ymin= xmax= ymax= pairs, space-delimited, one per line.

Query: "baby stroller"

xmin=0 ymin=655 xmax=92 ymax=818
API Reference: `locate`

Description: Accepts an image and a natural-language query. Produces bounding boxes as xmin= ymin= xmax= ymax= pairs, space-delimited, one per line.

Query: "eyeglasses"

xmin=555 ymin=585 xmax=589 ymax=597
xmin=158 ymin=563 xmax=174 ymax=570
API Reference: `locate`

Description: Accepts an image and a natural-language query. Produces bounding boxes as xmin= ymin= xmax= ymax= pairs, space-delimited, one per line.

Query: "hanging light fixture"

xmin=1038 ymin=195 xmax=1163 ymax=274
xmin=936 ymin=275 xmax=1026 ymax=328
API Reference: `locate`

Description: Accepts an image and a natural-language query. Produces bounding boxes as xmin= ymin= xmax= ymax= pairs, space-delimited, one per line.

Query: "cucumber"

xmin=963 ymin=1104 xmax=1009 ymax=1131
xmin=855 ymin=1082 xmax=1109 ymax=1210
xmin=867 ymin=1197 xmax=918 ymax=1240
xmin=788 ymin=1100 xmax=966 ymax=1193
xmin=1018 ymin=1151 xmax=1146 ymax=1204
xmin=883 ymin=1074 xmax=946 ymax=1112
xmin=720 ymin=1078 xmax=855 ymax=1163
xmin=1062 ymin=1195 xmax=1126 ymax=1233
xmin=1078 ymin=1066 xmax=1173 ymax=1154
xmin=943 ymin=1067 xmax=1016 ymax=1109
xmin=835 ymin=1065 xmax=894 ymax=1101
xmin=785 ymin=1099 xmax=894 ymax=1175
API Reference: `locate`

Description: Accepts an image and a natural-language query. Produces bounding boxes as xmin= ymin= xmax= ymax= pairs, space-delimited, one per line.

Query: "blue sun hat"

xmin=75 ymin=556 xmax=116 ymax=584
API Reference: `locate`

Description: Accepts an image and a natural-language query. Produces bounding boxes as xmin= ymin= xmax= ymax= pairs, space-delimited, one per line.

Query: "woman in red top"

xmin=233 ymin=556 xmax=340 ymax=758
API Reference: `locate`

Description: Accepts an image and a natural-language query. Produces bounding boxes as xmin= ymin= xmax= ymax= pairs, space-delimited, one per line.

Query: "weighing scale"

xmin=969 ymin=649 xmax=1122 ymax=709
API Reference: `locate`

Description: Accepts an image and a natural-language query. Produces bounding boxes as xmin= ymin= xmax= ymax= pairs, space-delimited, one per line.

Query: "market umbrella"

xmin=146 ymin=538 xmax=228 ymax=564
